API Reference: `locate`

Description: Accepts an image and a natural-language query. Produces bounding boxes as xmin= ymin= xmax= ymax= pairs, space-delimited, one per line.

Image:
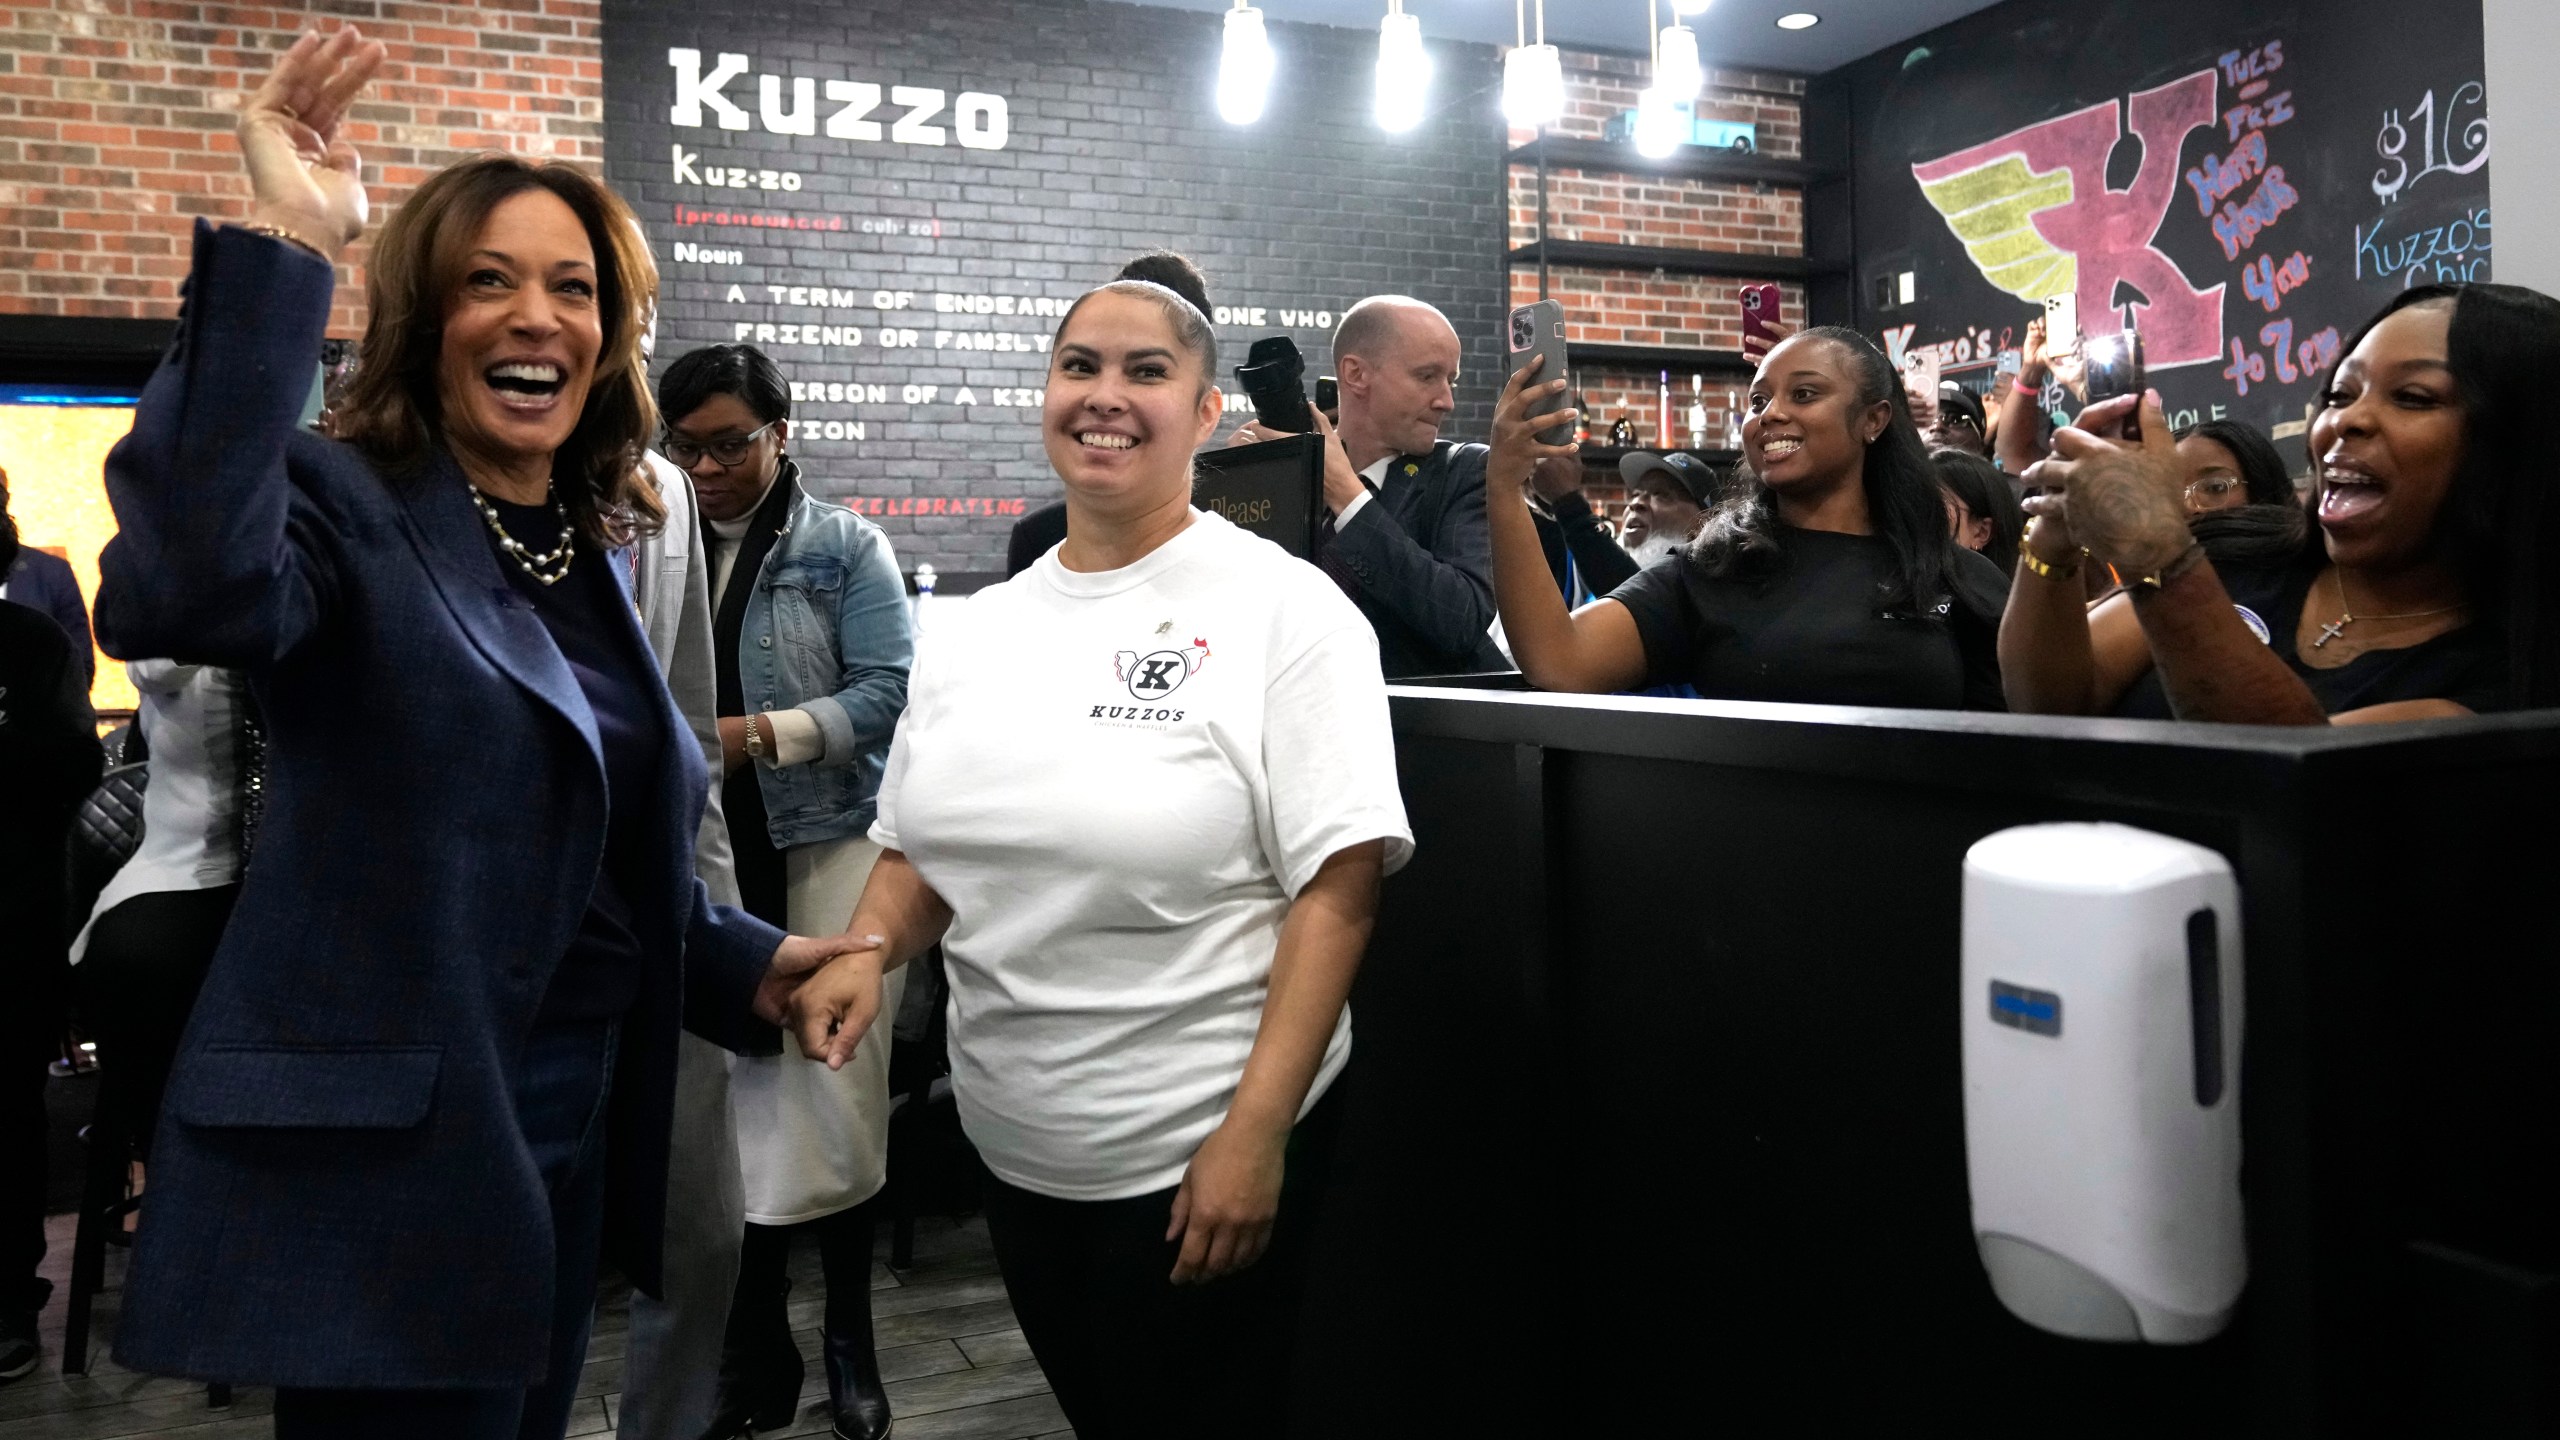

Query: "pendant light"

xmin=1217 ymin=2 xmax=1275 ymax=126
xmin=1633 ymin=0 xmax=1688 ymax=157
xmin=1656 ymin=22 xmax=1703 ymax=100
xmin=1501 ymin=0 xmax=1565 ymax=131
xmin=1376 ymin=0 xmax=1431 ymax=133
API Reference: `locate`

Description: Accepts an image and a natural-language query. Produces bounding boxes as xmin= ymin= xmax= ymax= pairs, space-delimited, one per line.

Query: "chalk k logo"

xmin=1912 ymin=70 xmax=2226 ymax=368
xmin=1113 ymin=638 xmax=1210 ymax=699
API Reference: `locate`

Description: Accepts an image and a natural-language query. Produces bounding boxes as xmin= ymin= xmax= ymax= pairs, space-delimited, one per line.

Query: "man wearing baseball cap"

xmin=1924 ymin=382 xmax=1990 ymax=458
xmin=1616 ymin=451 xmax=1721 ymax=567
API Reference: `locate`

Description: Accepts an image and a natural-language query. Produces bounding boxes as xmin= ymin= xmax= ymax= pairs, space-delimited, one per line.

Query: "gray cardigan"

xmin=634 ymin=453 xmax=742 ymax=909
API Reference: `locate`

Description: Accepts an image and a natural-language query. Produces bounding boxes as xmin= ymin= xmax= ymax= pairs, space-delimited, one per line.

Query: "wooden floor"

xmin=0 ymin=1209 xmax=1071 ymax=1439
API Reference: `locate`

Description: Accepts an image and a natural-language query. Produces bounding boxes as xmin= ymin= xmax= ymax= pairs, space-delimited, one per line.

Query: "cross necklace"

xmin=2311 ymin=567 xmax=2464 ymax=648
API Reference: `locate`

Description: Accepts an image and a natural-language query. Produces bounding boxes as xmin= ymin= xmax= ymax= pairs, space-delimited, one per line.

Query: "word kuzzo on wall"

xmin=1843 ymin=0 xmax=2487 ymax=437
xmin=604 ymin=0 xmax=1506 ymax=578
xmin=667 ymin=50 xmax=1012 ymax=150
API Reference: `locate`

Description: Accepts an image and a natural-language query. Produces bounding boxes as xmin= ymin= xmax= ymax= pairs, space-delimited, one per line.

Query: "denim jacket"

xmin=737 ymin=467 xmax=913 ymax=844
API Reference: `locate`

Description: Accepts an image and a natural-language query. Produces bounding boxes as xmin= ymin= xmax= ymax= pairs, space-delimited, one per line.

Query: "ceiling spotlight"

xmin=1216 ymin=2 xmax=1275 ymax=125
xmin=1375 ymin=2 xmax=1431 ymax=133
xmin=1502 ymin=1 xmax=1565 ymax=130
xmin=1776 ymin=12 xmax=1820 ymax=29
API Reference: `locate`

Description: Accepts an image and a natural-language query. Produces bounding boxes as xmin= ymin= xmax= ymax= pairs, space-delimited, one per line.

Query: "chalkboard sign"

xmin=1192 ymin=433 xmax=1323 ymax=559
xmin=1825 ymin=0 xmax=2488 ymax=445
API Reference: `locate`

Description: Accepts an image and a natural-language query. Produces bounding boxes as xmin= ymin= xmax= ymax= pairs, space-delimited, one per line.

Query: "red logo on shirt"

xmin=1113 ymin=642 xmax=1209 ymax=699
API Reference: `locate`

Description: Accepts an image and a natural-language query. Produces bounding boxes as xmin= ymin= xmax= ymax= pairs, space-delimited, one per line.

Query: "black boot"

xmin=702 ymin=1223 xmax=804 ymax=1438
xmin=818 ymin=1205 xmax=892 ymax=1440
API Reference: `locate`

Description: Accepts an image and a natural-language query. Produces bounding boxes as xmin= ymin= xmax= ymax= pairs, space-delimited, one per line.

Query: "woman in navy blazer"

xmin=92 ymin=29 xmax=867 ymax=1438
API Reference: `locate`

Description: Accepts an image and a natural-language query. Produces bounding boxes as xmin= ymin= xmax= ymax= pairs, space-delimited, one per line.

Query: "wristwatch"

xmin=743 ymin=713 xmax=768 ymax=760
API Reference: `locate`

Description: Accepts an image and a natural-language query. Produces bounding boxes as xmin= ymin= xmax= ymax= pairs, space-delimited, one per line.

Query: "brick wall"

xmin=0 ymin=0 xmax=605 ymax=335
xmin=606 ymin=0 xmax=1506 ymax=576
xmin=1504 ymin=50 xmax=1808 ymax=522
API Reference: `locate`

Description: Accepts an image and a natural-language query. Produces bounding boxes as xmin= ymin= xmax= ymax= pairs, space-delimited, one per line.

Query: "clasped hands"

xmin=2021 ymin=391 xmax=2197 ymax=579
xmin=752 ymin=932 xmax=892 ymax=1069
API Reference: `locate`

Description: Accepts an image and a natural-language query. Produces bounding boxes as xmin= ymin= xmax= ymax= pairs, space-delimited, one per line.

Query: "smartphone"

xmin=1740 ymin=283 xmax=1783 ymax=355
xmin=2042 ymin=291 xmax=2079 ymax=356
xmin=1993 ymin=348 xmax=2022 ymax=383
xmin=1315 ymin=375 xmax=1338 ymax=415
xmin=2081 ymin=330 xmax=2147 ymax=440
xmin=1901 ymin=348 xmax=1942 ymax=415
xmin=1507 ymin=299 xmax=1572 ymax=445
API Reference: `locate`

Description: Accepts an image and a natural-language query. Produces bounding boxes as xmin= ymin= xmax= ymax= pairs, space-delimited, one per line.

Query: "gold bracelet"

xmin=236 ymin=222 xmax=331 ymax=262
xmin=743 ymin=712 xmax=767 ymax=760
xmin=2018 ymin=546 xmax=2083 ymax=581
xmin=2127 ymin=543 xmax=2207 ymax=592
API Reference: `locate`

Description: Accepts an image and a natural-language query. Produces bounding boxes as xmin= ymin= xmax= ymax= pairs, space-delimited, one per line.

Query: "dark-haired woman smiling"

xmin=2001 ymin=283 xmax=2550 ymax=722
xmin=1486 ymin=327 xmax=2008 ymax=707
xmin=91 ymin=29 xmax=866 ymax=1438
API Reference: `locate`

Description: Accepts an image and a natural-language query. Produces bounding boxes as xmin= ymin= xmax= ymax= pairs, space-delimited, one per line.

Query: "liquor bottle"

xmin=1686 ymin=373 xmax=1708 ymax=450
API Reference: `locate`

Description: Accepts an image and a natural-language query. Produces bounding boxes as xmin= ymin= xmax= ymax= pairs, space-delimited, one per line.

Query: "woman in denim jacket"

xmin=656 ymin=344 xmax=914 ymax=1440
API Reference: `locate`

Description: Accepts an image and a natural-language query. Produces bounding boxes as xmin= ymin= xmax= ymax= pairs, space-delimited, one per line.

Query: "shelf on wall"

xmin=1511 ymin=239 xmax=1817 ymax=281
xmin=1506 ymin=136 xmax=1831 ymax=189
xmin=1564 ymin=341 xmax=1757 ymax=376
xmin=1576 ymin=445 xmax=1742 ymax=468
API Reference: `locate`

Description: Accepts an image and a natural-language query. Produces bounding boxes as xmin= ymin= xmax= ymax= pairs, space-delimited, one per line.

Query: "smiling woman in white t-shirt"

xmin=786 ymin=280 xmax=1412 ymax=1437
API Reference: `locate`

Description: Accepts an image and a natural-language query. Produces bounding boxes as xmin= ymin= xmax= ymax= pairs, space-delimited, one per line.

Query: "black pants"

xmin=74 ymin=884 xmax=238 ymax=1152
xmin=2 ymin=965 xmax=60 ymax=1318
xmin=980 ymin=1079 xmax=1346 ymax=1440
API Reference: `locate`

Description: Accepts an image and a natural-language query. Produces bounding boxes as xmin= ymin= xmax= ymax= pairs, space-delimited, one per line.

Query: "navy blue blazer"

xmin=95 ymin=222 xmax=788 ymax=1390
xmin=1327 ymin=439 xmax=1505 ymax=678
xmin=4 ymin=546 xmax=94 ymax=688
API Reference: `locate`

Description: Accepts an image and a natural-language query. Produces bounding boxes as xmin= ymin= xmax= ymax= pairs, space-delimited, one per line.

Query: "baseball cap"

xmin=1935 ymin=382 xmax=1986 ymax=431
xmin=1617 ymin=451 xmax=1719 ymax=508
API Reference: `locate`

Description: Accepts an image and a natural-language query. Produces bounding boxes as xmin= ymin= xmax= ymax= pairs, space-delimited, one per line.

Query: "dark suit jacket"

xmin=96 ymin=221 xmax=787 ymax=1390
xmin=5 ymin=547 xmax=94 ymax=688
xmin=1329 ymin=440 xmax=1505 ymax=677
xmin=0 ymin=599 xmax=101 ymax=1014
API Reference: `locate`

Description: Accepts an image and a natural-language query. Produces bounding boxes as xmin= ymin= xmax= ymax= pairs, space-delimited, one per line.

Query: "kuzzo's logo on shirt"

xmin=1090 ymin=637 xmax=1210 ymax=723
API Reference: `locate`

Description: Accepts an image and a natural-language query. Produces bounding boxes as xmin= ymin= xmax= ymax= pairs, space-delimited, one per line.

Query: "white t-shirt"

xmin=871 ymin=509 xmax=1414 ymax=1200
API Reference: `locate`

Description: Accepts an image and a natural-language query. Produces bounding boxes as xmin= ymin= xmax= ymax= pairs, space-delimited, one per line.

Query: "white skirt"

xmin=730 ymin=833 xmax=908 ymax=1225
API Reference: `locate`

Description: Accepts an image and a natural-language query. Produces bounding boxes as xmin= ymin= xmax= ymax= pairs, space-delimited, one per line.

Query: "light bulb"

xmin=1633 ymin=83 xmax=1684 ymax=158
xmin=1656 ymin=24 xmax=1702 ymax=100
xmin=1375 ymin=11 xmax=1430 ymax=133
xmin=1217 ymin=6 xmax=1275 ymax=126
xmin=1501 ymin=43 xmax=1565 ymax=130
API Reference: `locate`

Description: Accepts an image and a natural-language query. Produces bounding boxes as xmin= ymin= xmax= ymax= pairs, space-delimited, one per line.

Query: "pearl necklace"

xmin=471 ymin=483 xmax=576 ymax=586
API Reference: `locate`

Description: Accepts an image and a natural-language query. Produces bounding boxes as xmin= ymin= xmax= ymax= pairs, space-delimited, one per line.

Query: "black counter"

xmin=1294 ymin=688 xmax=2560 ymax=1436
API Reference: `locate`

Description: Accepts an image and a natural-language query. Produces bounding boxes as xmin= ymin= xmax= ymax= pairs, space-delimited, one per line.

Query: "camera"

xmin=1235 ymin=336 xmax=1313 ymax=434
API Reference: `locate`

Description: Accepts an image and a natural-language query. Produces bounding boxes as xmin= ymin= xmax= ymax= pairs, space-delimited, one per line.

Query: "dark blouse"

xmin=2110 ymin=551 xmax=2509 ymax=719
xmin=1606 ymin=526 xmax=2010 ymax=710
xmin=484 ymin=495 xmax=666 ymax=1024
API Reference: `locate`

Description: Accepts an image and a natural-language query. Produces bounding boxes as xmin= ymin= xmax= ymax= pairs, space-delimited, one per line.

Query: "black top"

xmin=709 ymin=467 xmax=801 ymax=927
xmin=0 ymin=598 xmax=103 ymax=977
xmin=1606 ymin=526 xmax=2009 ymax=710
xmin=2111 ymin=550 xmax=2509 ymax=718
xmin=483 ymin=496 xmax=664 ymax=1024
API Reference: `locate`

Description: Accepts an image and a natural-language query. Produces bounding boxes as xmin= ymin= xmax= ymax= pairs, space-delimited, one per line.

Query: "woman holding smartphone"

xmin=1482 ymin=325 xmax=2008 ymax=709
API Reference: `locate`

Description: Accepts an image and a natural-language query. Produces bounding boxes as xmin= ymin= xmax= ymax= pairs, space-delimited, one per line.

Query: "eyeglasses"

xmin=2184 ymin=473 xmax=2242 ymax=504
xmin=662 ymin=420 xmax=778 ymax=469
